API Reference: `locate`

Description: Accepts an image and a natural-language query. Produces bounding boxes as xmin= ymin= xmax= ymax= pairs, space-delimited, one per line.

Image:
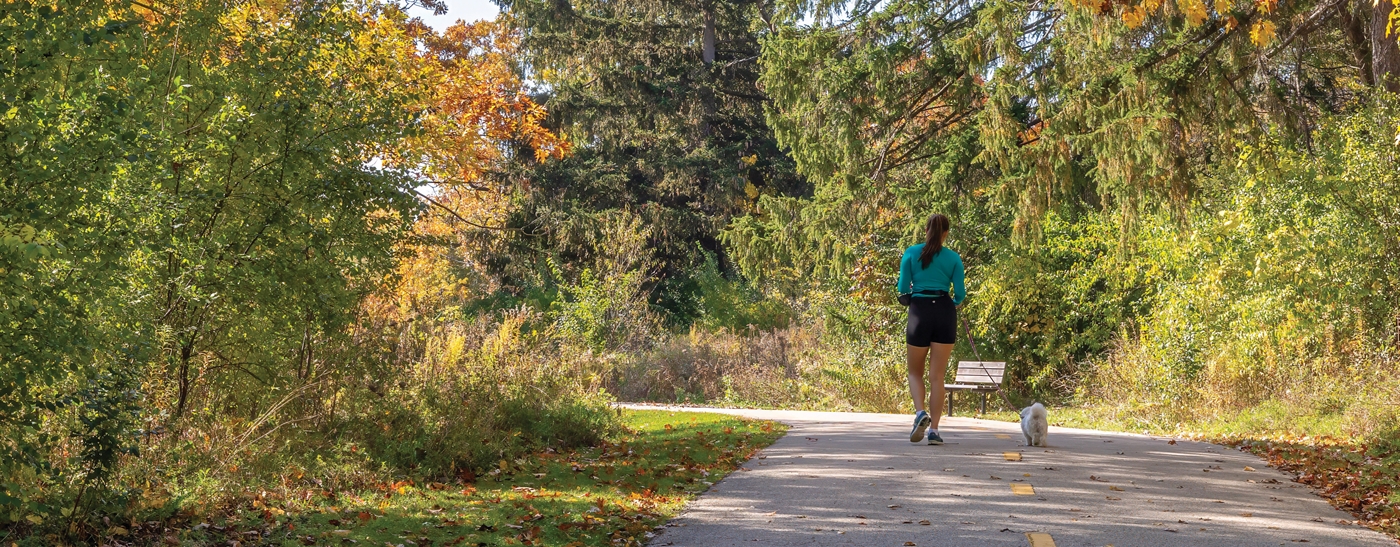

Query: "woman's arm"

xmin=951 ymin=254 xmax=966 ymax=305
xmin=896 ymin=250 xmax=912 ymax=296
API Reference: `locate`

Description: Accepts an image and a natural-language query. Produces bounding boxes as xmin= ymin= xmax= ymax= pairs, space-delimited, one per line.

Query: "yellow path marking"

xmin=996 ymin=434 xmax=1012 ymax=439
xmin=1003 ymin=452 xmax=1022 ymax=461
xmin=1026 ymin=532 xmax=1056 ymax=547
xmin=1010 ymin=483 xmax=1035 ymax=495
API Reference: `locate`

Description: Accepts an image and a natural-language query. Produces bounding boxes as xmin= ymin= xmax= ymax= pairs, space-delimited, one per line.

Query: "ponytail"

xmin=919 ymin=213 xmax=950 ymax=268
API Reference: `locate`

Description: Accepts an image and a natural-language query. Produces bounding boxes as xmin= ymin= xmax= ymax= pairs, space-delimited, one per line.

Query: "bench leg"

xmin=980 ymin=393 xmax=987 ymax=415
xmin=946 ymin=390 xmax=954 ymax=416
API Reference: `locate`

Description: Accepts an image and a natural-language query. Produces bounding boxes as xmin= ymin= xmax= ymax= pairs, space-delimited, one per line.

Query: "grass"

xmin=148 ymin=410 xmax=786 ymax=547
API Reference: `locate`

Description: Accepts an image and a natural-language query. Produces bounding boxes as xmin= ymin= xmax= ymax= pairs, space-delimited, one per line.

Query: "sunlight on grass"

xmin=179 ymin=410 xmax=785 ymax=547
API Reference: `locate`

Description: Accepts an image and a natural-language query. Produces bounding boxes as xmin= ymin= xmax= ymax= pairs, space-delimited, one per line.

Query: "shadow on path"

xmin=628 ymin=406 xmax=1394 ymax=547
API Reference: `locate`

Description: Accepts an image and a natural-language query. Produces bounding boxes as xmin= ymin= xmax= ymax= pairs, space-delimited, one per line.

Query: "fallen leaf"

xmin=919 ymin=520 xmax=930 ymax=525
xmin=1109 ymin=485 xmax=1124 ymax=491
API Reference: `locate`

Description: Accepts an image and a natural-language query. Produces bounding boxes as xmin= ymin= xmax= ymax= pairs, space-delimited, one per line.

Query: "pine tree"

xmin=494 ymin=0 xmax=806 ymax=317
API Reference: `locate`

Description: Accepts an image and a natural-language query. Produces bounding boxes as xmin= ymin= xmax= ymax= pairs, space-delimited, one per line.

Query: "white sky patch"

xmin=409 ymin=0 xmax=500 ymax=30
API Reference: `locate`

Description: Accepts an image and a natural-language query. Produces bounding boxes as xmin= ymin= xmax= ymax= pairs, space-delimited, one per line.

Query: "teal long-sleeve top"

xmin=896 ymin=244 xmax=966 ymax=305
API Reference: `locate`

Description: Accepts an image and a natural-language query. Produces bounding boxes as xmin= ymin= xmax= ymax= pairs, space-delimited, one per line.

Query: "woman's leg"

xmin=906 ymin=345 xmax=930 ymax=412
xmin=926 ymin=342 xmax=954 ymax=429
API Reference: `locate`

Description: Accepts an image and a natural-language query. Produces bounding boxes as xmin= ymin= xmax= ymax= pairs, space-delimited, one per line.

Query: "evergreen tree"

xmin=494 ymin=0 xmax=806 ymax=318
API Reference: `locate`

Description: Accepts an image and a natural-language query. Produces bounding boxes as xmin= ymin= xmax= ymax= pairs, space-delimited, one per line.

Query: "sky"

xmin=410 ymin=0 xmax=500 ymax=30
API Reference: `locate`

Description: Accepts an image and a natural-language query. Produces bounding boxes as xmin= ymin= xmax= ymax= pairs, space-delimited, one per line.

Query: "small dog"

xmin=1020 ymin=402 xmax=1048 ymax=447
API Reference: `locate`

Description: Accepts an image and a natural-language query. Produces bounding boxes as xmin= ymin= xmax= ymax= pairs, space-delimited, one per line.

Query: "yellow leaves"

xmin=1255 ymin=0 xmax=1278 ymax=14
xmin=1122 ymin=4 xmax=1149 ymax=29
xmin=1250 ymin=19 xmax=1277 ymax=47
xmin=1180 ymin=0 xmax=1210 ymax=27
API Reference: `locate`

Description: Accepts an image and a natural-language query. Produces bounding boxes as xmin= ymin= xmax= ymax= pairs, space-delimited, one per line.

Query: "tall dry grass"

xmin=612 ymin=323 xmax=910 ymax=412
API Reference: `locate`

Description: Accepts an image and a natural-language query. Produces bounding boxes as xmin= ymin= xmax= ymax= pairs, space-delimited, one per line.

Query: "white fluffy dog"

xmin=1020 ymin=402 xmax=1048 ymax=447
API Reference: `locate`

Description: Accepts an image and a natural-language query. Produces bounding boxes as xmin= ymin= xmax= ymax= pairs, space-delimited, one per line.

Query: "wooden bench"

xmin=943 ymin=361 xmax=1005 ymax=416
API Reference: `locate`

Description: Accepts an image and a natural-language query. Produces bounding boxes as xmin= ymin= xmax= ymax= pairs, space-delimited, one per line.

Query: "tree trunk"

xmin=701 ymin=3 xmax=716 ymax=137
xmin=1342 ymin=0 xmax=1375 ymax=86
xmin=702 ymin=6 xmax=716 ymax=65
xmin=1373 ymin=0 xmax=1400 ymax=91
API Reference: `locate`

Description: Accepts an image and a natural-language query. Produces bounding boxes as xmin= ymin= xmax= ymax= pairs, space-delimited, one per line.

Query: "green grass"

xmin=157 ymin=410 xmax=785 ymax=547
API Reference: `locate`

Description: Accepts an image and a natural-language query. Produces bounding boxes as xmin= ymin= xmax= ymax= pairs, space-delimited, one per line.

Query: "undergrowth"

xmin=37 ymin=410 xmax=783 ymax=547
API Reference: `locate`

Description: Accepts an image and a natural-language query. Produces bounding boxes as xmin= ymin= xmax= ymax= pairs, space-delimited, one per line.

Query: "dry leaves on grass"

xmin=1226 ymin=435 xmax=1400 ymax=538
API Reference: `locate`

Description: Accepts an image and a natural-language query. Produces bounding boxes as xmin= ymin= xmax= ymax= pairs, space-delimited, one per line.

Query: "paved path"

xmin=624 ymin=405 xmax=1396 ymax=547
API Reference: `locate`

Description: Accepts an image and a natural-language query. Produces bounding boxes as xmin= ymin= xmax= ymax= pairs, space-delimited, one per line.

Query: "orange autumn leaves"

xmin=374 ymin=17 xmax=570 ymax=320
xmin=1074 ymin=0 xmax=1279 ymax=47
xmin=396 ymin=18 xmax=570 ymax=188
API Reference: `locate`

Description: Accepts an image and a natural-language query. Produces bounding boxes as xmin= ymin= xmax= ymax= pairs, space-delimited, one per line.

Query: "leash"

xmin=960 ymin=313 xmax=1019 ymax=412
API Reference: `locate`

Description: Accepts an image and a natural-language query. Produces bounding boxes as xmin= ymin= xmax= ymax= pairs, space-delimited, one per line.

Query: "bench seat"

xmin=941 ymin=361 xmax=1006 ymax=416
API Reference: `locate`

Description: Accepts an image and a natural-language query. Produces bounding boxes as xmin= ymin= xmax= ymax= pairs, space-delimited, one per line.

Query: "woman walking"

xmin=897 ymin=213 xmax=965 ymax=445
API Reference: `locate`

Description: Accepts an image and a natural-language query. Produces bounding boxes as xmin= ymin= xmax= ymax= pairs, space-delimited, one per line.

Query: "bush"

xmin=353 ymin=309 xmax=617 ymax=475
xmin=1081 ymin=98 xmax=1400 ymax=435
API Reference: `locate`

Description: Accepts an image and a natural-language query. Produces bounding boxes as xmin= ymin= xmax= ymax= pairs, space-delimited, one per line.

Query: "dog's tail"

xmin=1029 ymin=402 xmax=1047 ymax=420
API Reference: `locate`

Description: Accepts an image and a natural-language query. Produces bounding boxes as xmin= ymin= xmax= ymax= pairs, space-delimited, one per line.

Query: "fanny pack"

xmin=899 ymin=290 xmax=949 ymax=307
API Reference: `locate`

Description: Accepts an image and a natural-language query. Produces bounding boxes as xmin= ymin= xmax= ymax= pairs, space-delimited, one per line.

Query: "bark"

xmin=702 ymin=6 xmax=716 ymax=65
xmin=1341 ymin=0 xmax=1374 ymax=86
xmin=1373 ymin=0 xmax=1400 ymax=91
xmin=701 ymin=3 xmax=716 ymax=137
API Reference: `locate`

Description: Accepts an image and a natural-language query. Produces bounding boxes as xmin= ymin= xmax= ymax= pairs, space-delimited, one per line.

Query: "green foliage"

xmin=0 ymin=0 xmax=428 ymax=533
xmin=552 ymin=266 xmax=656 ymax=353
xmin=494 ymin=0 xmax=807 ymax=316
xmin=1086 ymin=96 xmax=1400 ymax=426
xmin=547 ymin=211 xmax=661 ymax=352
xmin=0 ymin=0 xmax=158 ymax=524
xmin=690 ymin=252 xmax=793 ymax=332
xmin=970 ymin=211 xmax=1153 ymax=394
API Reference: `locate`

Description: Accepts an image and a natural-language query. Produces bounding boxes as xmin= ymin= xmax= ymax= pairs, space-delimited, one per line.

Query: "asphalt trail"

xmin=628 ymin=406 xmax=1395 ymax=547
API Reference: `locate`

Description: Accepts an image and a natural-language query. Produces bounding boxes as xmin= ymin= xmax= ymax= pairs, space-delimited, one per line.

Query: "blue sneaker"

xmin=926 ymin=429 xmax=944 ymax=445
xmin=909 ymin=410 xmax=931 ymax=442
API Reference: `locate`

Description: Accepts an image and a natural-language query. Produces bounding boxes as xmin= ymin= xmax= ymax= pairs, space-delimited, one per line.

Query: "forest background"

xmin=4 ymin=0 xmax=1400 ymax=541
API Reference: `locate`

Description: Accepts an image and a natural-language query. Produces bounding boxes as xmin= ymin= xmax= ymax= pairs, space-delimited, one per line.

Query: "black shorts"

xmin=906 ymin=296 xmax=957 ymax=347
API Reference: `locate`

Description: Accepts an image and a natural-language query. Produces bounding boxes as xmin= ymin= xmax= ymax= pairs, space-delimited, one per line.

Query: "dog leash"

xmin=960 ymin=313 xmax=1019 ymax=412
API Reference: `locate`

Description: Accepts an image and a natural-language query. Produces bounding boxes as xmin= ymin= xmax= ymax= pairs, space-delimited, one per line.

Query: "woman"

xmin=896 ymin=213 xmax=965 ymax=445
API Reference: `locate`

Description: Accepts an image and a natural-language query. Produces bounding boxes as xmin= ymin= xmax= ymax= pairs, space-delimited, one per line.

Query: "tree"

xmin=494 ymin=0 xmax=807 ymax=319
xmin=1 ymin=0 xmax=435 ymax=520
xmin=753 ymin=0 xmax=1400 ymax=239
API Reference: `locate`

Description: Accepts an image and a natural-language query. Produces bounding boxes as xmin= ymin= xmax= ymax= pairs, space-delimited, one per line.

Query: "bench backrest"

xmin=954 ymin=361 xmax=1006 ymax=385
